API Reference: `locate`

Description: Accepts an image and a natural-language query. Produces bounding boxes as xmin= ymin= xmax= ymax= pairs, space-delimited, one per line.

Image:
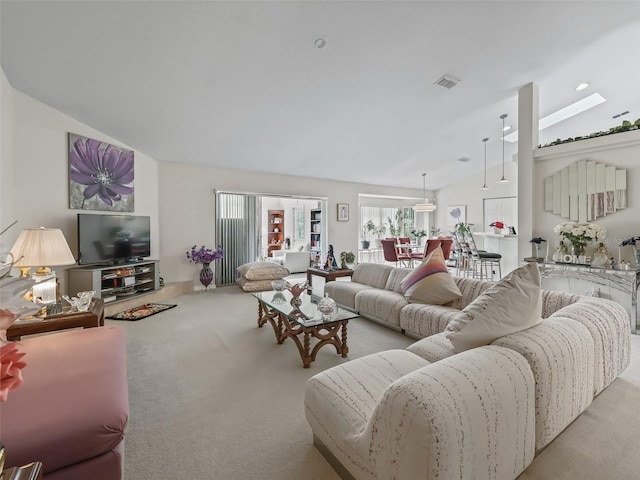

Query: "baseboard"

xmin=313 ymin=434 xmax=356 ymax=480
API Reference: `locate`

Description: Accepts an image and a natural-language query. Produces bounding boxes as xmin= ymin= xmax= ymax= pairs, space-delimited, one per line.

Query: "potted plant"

xmin=373 ymin=223 xmax=387 ymax=247
xmin=340 ymin=251 xmax=355 ymax=269
xmin=361 ymin=220 xmax=376 ymax=249
xmin=455 ymin=222 xmax=469 ymax=234
xmin=387 ymin=217 xmax=398 ymax=238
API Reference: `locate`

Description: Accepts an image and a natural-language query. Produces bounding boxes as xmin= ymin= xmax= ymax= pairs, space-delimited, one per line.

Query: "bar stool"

xmin=463 ymin=232 xmax=502 ymax=280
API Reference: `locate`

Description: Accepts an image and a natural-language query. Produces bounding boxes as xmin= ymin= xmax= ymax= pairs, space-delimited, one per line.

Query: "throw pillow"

xmin=401 ymin=247 xmax=462 ymax=305
xmin=445 ymin=263 xmax=543 ymax=353
xmin=400 ymin=246 xmax=448 ymax=292
xmin=237 ymin=261 xmax=290 ymax=281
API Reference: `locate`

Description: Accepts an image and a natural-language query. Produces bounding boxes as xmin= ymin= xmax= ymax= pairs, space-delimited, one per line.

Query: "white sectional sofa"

xmin=307 ymin=262 xmax=630 ymax=480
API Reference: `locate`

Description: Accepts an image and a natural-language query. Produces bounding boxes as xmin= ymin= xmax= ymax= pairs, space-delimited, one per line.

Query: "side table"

xmin=306 ymin=268 xmax=354 ymax=295
xmin=6 ymin=299 xmax=105 ymax=341
xmin=2 ymin=462 xmax=43 ymax=480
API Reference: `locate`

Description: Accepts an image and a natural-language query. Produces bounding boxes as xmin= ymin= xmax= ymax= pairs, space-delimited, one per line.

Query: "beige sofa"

xmin=308 ymin=262 xmax=630 ymax=479
xmin=325 ymin=262 xmax=582 ymax=337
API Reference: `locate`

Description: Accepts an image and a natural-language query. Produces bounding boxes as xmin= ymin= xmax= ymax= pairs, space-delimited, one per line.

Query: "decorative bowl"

xmin=271 ymin=280 xmax=286 ymax=291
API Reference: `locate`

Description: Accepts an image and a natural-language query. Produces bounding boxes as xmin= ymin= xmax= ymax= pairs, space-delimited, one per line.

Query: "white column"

xmin=517 ymin=83 xmax=539 ymax=263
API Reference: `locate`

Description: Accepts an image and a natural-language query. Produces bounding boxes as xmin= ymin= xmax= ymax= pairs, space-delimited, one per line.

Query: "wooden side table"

xmin=306 ymin=267 xmax=354 ymax=295
xmin=2 ymin=462 xmax=43 ymax=480
xmin=6 ymin=299 xmax=104 ymax=341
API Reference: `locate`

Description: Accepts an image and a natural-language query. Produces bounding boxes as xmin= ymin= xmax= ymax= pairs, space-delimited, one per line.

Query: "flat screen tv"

xmin=77 ymin=214 xmax=151 ymax=265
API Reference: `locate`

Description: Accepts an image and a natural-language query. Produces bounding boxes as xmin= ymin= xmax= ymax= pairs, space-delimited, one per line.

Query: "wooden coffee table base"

xmin=257 ymin=301 xmax=349 ymax=368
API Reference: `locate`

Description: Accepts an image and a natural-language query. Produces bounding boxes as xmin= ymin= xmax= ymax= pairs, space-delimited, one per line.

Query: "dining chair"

xmin=381 ymin=239 xmax=412 ymax=267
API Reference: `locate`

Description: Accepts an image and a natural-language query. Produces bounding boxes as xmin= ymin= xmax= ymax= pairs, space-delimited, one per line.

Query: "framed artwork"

xmin=337 ymin=203 xmax=349 ymax=222
xmin=446 ymin=205 xmax=466 ymax=227
xmin=69 ymin=133 xmax=134 ymax=211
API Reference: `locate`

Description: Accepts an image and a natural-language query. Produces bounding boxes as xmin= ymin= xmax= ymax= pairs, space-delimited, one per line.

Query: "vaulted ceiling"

xmin=2 ymin=1 xmax=639 ymax=190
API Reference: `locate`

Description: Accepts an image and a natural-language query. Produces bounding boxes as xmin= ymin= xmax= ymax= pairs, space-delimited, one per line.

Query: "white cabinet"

xmin=67 ymin=260 xmax=160 ymax=304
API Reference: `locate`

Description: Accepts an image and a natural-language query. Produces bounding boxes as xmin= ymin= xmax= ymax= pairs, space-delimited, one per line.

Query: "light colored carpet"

xmin=111 ymin=286 xmax=640 ymax=480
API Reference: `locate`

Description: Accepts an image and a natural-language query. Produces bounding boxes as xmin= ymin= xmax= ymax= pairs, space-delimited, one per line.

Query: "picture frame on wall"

xmin=337 ymin=203 xmax=349 ymax=222
xmin=68 ymin=133 xmax=135 ymax=212
xmin=446 ymin=205 xmax=466 ymax=227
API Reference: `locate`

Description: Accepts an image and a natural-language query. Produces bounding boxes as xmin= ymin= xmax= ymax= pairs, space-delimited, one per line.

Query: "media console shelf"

xmin=67 ymin=260 xmax=160 ymax=304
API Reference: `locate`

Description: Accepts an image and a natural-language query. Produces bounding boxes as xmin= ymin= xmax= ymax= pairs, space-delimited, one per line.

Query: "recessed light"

xmin=314 ymin=39 xmax=326 ymax=49
xmin=502 ymin=125 xmax=512 ymax=132
xmin=576 ymin=83 xmax=589 ymax=91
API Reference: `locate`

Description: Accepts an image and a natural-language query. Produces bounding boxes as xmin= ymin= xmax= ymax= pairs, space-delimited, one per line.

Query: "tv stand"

xmin=67 ymin=260 xmax=160 ymax=305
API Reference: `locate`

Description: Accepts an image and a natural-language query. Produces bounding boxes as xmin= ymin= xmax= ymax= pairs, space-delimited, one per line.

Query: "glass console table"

xmin=537 ymin=262 xmax=639 ymax=334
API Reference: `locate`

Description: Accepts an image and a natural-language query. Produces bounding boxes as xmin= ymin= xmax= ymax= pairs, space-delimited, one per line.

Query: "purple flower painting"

xmin=69 ymin=133 xmax=134 ymax=211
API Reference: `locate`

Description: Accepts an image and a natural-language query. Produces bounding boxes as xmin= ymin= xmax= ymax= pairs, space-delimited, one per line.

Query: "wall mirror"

xmin=544 ymin=159 xmax=627 ymax=222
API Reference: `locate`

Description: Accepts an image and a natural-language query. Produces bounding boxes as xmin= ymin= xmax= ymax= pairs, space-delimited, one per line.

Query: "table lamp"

xmin=9 ymin=227 xmax=76 ymax=305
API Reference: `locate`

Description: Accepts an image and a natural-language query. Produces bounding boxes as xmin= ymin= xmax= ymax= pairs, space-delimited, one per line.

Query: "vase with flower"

xmin=529 ymin=237 xmax=547 ymax=260
xmin=489 ymin=221 xmax=504 ymax=234
xmin=553 ymin=222 xmax=606 ymax=262
xmin=620 ymin=236 xmax=640 ymax=266
xmin=186 ymin=245 xmax=224 ymax=290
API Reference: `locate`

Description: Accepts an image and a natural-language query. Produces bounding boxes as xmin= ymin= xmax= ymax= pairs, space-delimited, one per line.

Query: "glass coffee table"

xmin=252 ymin=290 xmax=358 ymax=368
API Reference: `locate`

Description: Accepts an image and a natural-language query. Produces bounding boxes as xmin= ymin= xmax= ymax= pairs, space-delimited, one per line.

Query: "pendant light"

xmin=498 ymin=113 xmax=510 ymax=183
xmin=414 ymin=173 xmax=436 ymax=212
xmin=481 ymin=137 xmax=489 ymax=190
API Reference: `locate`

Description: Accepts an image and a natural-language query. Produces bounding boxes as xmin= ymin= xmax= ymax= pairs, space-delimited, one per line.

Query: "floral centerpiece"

xmin=186 ymin=245 xmax=224 ymax=290
xmin=410 ymin=229 xmax=427 ymax=245
xmin=620 ymin=236 xmax=640 ymax=265
xmin=553 ymin=222 xmax=606 ymax=255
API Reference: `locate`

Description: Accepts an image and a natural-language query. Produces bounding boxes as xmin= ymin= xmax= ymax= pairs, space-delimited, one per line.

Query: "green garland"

xmin=539 ymin=118 xmax=640 ymax=148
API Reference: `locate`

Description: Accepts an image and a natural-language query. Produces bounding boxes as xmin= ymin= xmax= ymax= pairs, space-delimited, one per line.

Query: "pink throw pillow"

xmin=400 ymin=246 xmax=448 ymax=293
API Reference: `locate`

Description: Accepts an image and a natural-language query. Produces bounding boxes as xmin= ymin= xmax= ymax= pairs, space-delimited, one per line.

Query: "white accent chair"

xmin=268 ymin=249 xmax=311 ymax=273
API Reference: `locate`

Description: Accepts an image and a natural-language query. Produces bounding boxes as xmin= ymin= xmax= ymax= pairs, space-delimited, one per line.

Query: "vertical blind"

xmin=215 ymin=192 xmax=261 ymax=286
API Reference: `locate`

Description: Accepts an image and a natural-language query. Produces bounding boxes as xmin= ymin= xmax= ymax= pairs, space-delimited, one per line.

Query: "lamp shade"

xmin=9 ymin=228 xmax=76 ymax=268
xmin=414 ymin=203 xmax=437 ymax=212
xmin=414 ymin=172 xmax=437 ymax=212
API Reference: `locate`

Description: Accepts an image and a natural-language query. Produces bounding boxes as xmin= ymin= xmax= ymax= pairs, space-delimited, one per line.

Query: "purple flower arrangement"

xmin=186 ymin=245 xmax=224 ymax=265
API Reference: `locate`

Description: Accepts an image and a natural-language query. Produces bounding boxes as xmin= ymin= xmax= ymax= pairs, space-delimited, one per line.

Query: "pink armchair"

xmin=0 ymin=326 xmax=128 ymax=479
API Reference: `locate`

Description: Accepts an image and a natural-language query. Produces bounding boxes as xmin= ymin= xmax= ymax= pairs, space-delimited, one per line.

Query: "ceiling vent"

xmin=612 ymin=110 xmax=629 ymax=119
xmin=434 ymin=75 xmax=460 ymax=89
xmin=457 ymin=157 xmax=471 ymax=163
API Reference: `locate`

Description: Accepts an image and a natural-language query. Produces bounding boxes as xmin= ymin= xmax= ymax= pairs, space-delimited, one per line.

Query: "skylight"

xmin=503 ymin=93 xmax=606 ymax=143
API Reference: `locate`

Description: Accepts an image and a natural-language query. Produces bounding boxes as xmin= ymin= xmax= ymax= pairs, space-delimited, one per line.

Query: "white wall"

xmin=534 ymin=135 xmax=640 ymax=263
xmin=158 ymin=161 xmax=424 ymax=283
xmin=435 ymin=161 xmax=518 ymax=247
xmin=0 ymin=71 xmax=160 ymax=293
xmin=1 ymin=70 xmax=16 ymax=253
xmin=435 ymin=133 xmax=640 ymax=266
